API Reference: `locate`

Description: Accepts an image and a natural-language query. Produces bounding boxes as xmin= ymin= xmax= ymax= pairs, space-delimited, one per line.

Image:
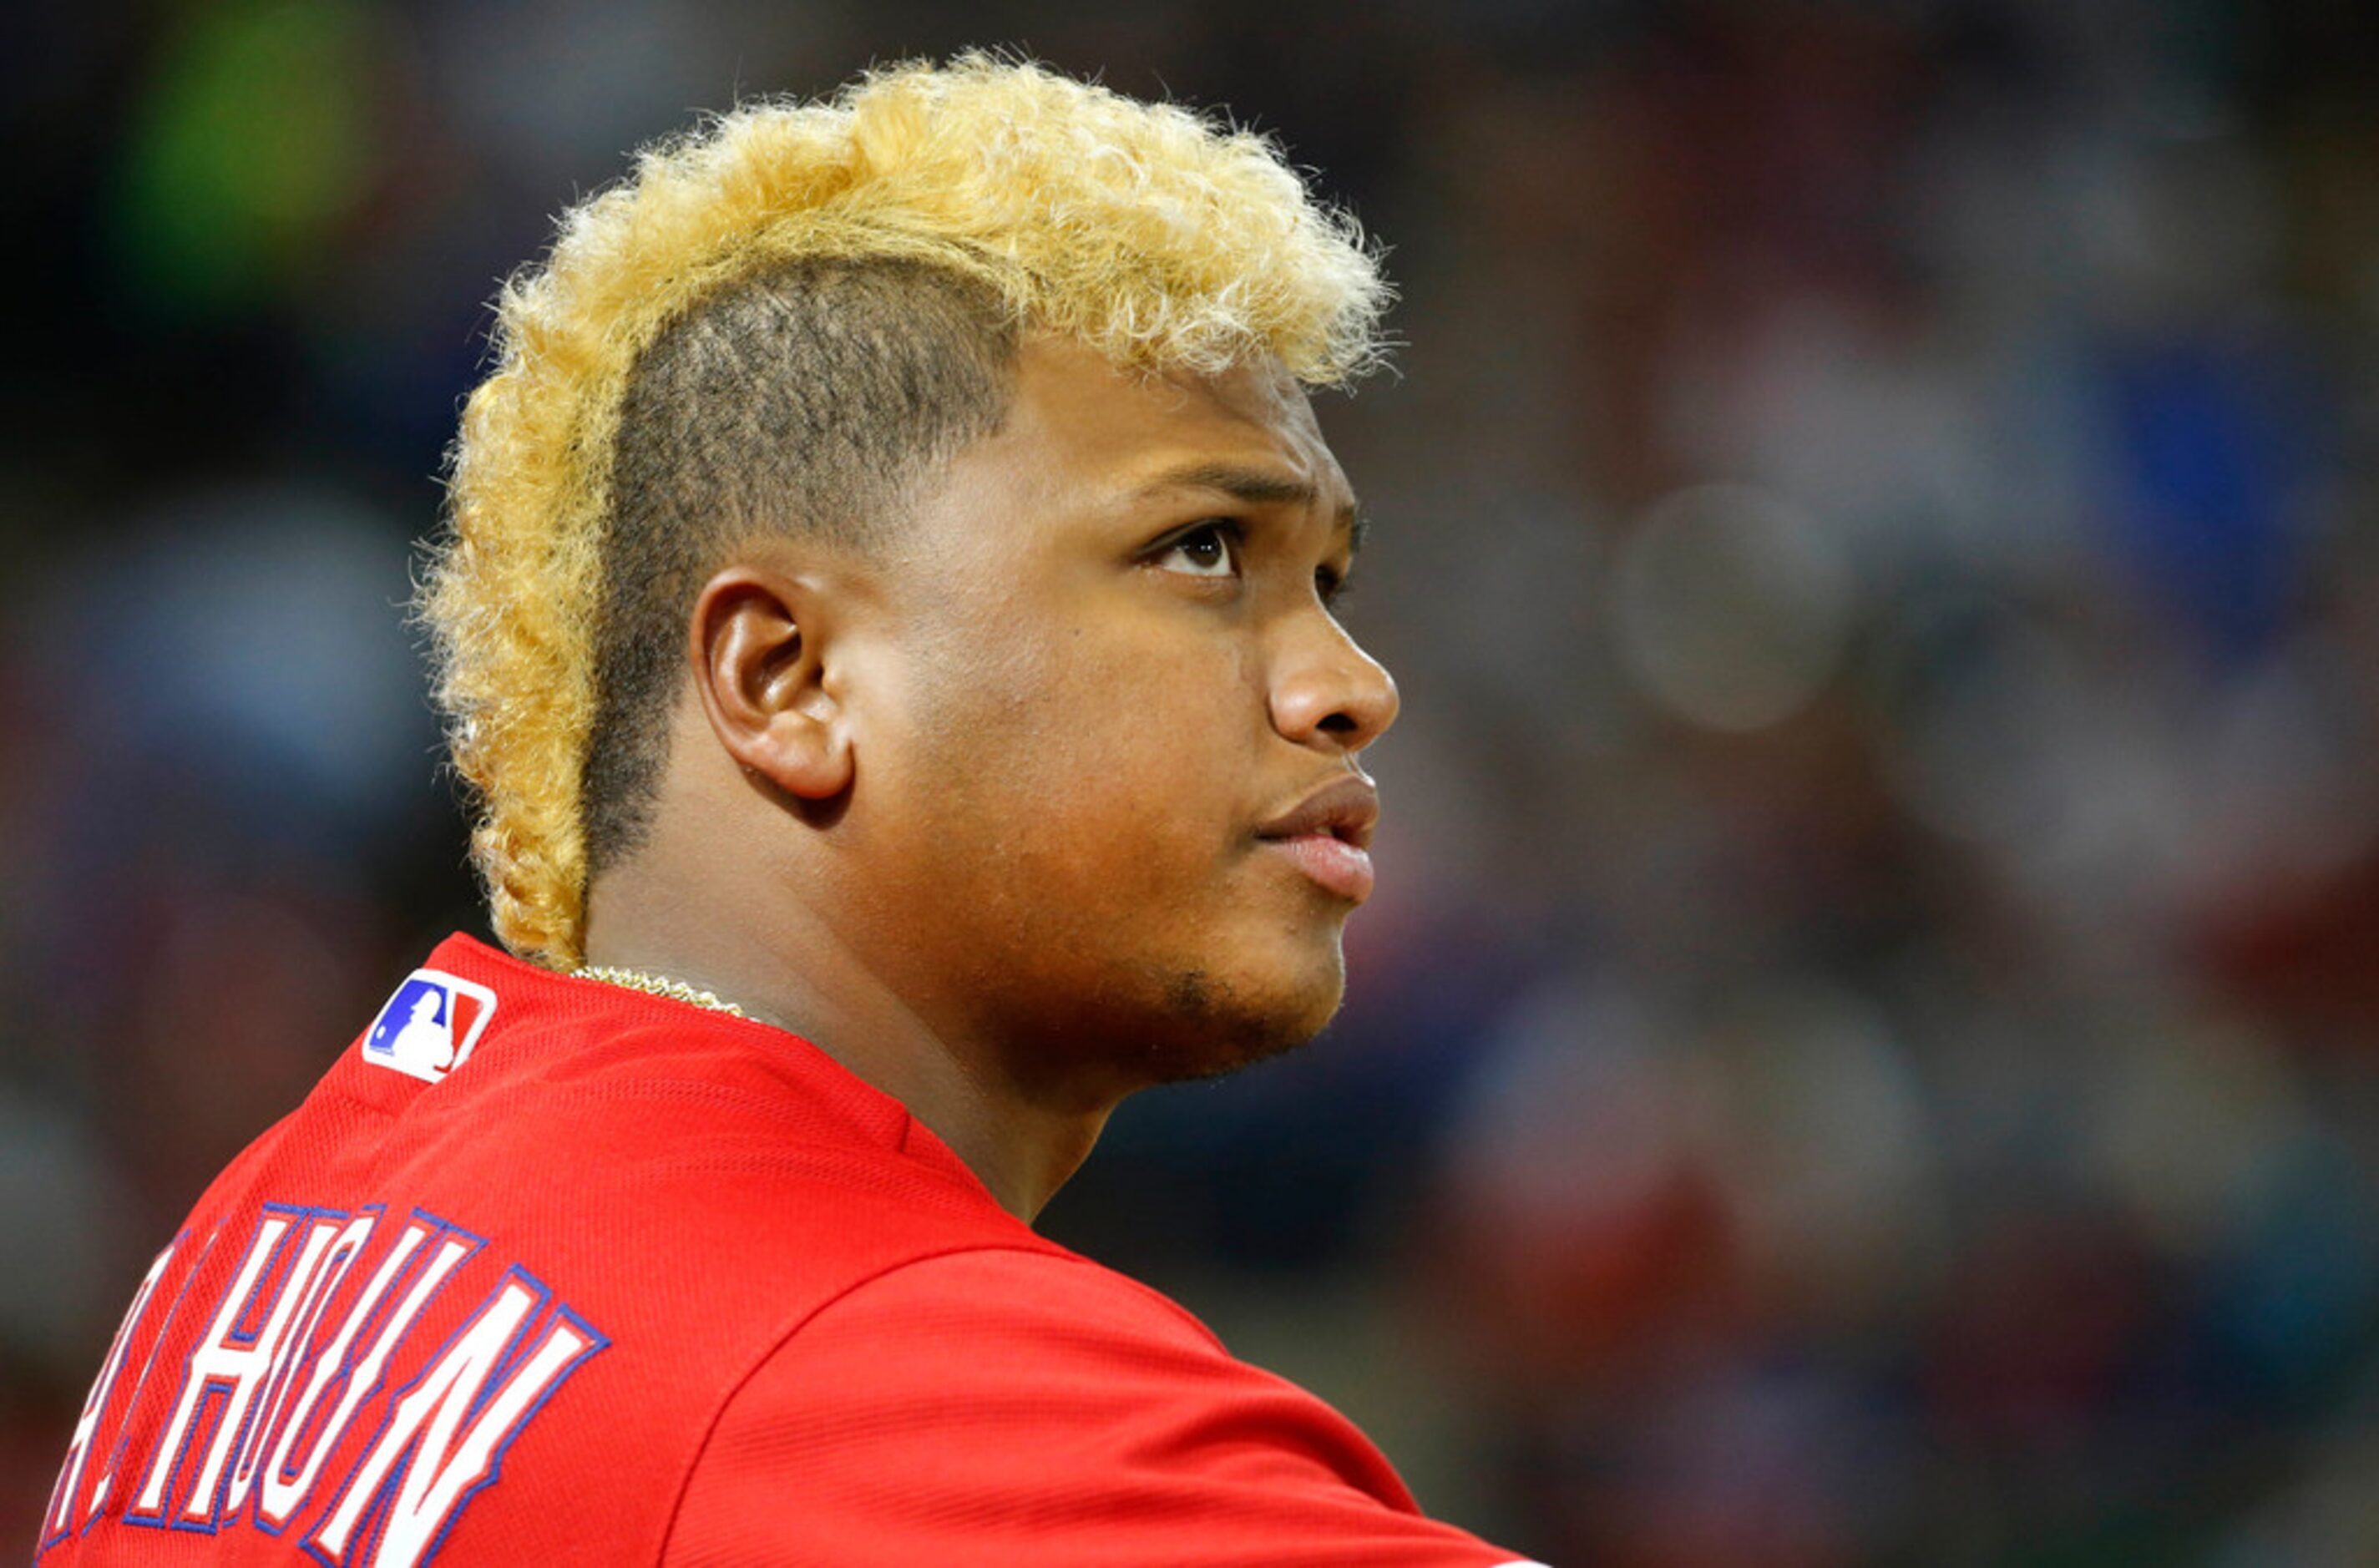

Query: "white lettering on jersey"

xmin=130 ymin=1216 xmax=287 ymax=1517
xmin=310 ymin=1270 xmax=605 ymax=1568
xmin=257 ymin=1221 xmax=469 ymax=1530
xmin=60 ymin=1201 xmax=600 ymax=1565
xmin=42 ymin=1244 xmax=175 ymax=1544
xmin=133 ymin=1210 xmax=344 ymax=1524
xmin=220 ymin=1211 xmax=378 ymax=1519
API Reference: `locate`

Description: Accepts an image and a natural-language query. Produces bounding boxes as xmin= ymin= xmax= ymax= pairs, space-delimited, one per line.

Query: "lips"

xmin=1255 ymin=775 xmax=1379 ymax=902
xmin=1255 ymin=774 xmax=1379 ymax=848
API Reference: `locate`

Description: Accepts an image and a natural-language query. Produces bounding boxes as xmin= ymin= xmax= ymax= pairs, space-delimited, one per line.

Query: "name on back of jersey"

xmin=40 ymin=1201 xmax=605 ymax=1567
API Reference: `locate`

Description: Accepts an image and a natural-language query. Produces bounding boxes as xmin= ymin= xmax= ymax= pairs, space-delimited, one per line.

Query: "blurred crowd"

xmin=6 ymin=2 xmax=2378 ymax=1561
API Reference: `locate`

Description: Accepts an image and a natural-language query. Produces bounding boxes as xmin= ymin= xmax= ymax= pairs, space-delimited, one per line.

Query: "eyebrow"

xmin=1133 ymin=461 xmax=1369 ymax=553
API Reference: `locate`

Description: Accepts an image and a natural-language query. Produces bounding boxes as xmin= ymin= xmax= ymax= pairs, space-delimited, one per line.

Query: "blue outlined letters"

xmin=47 ymin=1201 xmax=601 ymax=1567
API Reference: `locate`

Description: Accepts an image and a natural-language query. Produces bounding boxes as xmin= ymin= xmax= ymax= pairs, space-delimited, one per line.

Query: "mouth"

xmin=1255 ymin=775 xmax=1379 ymax=903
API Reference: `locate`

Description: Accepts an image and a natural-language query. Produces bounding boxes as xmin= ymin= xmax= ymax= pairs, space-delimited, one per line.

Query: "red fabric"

xmin=38 ymin=934 xmax=1527 ymax=1567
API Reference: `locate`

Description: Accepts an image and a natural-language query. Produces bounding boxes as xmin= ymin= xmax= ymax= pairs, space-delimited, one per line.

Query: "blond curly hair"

xmin=419 ymin=54 xmax=1391 ymax=968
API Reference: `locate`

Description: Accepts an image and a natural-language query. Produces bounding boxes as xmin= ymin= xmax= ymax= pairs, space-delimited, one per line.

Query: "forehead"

xmin=969 ymin=333 xmax=1354 ymax=517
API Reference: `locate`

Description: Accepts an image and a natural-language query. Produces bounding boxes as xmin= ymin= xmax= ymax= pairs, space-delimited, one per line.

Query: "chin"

xmin=1136 ymin=952 xmax=1347 ymax=1086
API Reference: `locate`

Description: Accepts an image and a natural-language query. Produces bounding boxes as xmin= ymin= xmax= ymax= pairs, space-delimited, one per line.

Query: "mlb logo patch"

xmin=362 ymin=969 xmax=498 ymax=1084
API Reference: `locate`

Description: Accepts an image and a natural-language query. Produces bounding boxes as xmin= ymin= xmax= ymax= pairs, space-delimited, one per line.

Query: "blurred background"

xmin=6 ymin=1 xmax=2379 ymax=1560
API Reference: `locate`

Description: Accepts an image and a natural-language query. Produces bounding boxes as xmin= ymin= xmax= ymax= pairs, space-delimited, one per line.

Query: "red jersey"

xmin=38 ymin=933 xmax=1538 ymax=1567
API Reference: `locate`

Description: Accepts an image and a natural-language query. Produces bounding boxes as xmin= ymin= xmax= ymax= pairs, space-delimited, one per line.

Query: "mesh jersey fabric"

xmin=38 ymin=933 xmax=1535 ymax=1566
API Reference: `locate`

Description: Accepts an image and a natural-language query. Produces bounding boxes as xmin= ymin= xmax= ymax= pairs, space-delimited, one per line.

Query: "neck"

xmin=583 ymin=848 xmax=1118 ymax=1225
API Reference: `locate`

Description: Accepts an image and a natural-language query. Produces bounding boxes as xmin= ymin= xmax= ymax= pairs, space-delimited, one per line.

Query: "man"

xmin=38 ymin=56 xmax=1542 ymax=1566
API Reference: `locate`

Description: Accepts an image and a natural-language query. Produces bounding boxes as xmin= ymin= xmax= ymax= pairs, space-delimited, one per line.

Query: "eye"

xmin=1152 ymin=521 xmax=1241 ymax=579
xmin=1316 ymin=563 xmax=1353 ymax=608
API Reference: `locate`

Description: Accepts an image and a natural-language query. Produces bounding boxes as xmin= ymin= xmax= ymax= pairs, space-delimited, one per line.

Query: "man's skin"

xmin=581 ymin=333 xmax=1399 ymax=1222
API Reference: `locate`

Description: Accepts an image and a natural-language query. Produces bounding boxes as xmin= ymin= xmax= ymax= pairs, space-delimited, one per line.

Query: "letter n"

xmin=307 ymin=1269 xmax=605 ymax=1568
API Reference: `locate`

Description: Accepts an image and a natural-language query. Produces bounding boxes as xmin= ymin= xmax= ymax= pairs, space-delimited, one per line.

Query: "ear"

xmin=686 ymin=565 xmax=855 ymax=802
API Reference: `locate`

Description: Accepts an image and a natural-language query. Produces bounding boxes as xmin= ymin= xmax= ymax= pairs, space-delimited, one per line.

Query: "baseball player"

xmin=39 ymin=55 xmax=1544 ymax=1566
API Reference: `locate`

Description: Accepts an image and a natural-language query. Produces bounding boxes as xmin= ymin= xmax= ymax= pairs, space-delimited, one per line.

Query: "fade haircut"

xmin=420 ymin=54 xmax=1391 ymax=968
xmin=588 ymin=259 xmax=1014 ymax=876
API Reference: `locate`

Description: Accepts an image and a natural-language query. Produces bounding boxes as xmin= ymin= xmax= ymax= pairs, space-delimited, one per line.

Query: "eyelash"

xmin=1147 ymin=519 xmax=1355 ymax=608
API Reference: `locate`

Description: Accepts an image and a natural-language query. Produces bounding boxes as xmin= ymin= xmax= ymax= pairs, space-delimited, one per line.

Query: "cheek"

xmin=923 ymin=622 xmax=1263 ymax=898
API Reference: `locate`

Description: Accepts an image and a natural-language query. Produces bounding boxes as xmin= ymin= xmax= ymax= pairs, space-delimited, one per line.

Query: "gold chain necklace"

xmin=575 ymin=965 xmax=748 ymax=1019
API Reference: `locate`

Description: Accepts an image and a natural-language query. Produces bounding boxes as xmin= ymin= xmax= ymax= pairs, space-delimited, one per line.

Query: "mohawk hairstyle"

xmin=419 ymin=53 xmax=1392 ymax=968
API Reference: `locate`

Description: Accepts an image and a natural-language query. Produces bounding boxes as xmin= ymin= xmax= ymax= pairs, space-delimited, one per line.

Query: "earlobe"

xmin=690 ymin=568 xmax=856 ymax=802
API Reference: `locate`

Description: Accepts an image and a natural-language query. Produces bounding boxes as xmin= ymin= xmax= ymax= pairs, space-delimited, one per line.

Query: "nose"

xmin=1268 ymin=610 xmax=1400 ymax=753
